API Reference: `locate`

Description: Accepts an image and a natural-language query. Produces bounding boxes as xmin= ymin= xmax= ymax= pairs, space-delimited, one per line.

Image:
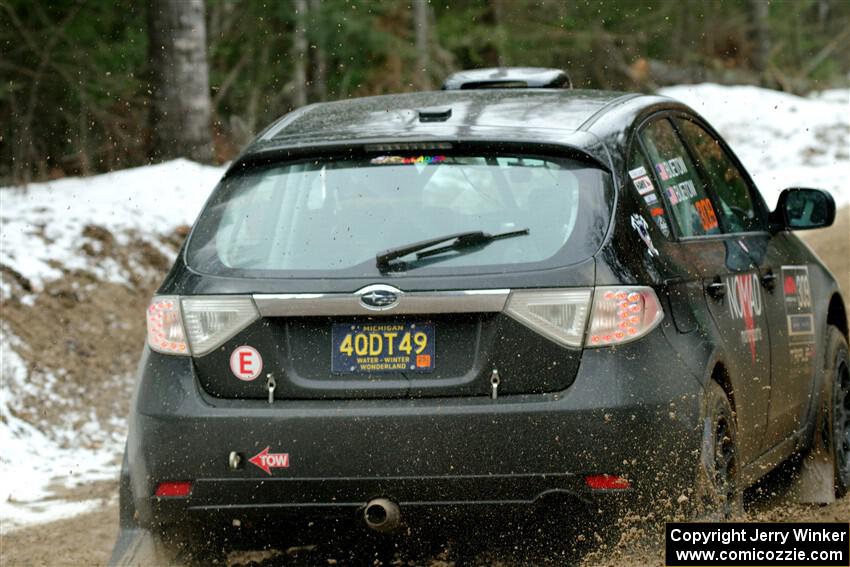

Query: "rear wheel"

xmin=823 ymin=327 xmax=850 ymax=497
xmin=699 ymin=381 xmax=743 ymax=518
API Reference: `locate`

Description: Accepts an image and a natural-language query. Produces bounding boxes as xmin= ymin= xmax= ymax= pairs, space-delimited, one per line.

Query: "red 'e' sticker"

xmin=230 ymin=346 xmax=262 ymax=381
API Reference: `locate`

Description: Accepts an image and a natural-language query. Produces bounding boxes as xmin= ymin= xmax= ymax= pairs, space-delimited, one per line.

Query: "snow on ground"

xmin=0 ymin=85 xmax=847 ymax=531
xmin=659 ymin=84 xmax=850 ymax=208
xmin=0 ymin=159 xmax=226 ymax=299
xmin=0 ymin=325 xmax=118 ymax=532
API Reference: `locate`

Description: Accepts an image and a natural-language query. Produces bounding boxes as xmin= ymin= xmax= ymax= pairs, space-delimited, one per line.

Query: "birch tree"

xmin=147 ymin=0 xmax=213 ymax=162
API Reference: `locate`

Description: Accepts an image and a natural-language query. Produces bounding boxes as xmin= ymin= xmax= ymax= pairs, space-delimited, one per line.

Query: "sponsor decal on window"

xmin=370 ymin=155 xmax=446 ymax=165
xmin=655 ymin=156 xmax=688 ymax=181
xmin=665 ymin=179 xmax=698 ymax=204
xmin=655 ymin=215 xmax=671 ymax=238
xmin=632 ymin=175 xmax=655 ymax=195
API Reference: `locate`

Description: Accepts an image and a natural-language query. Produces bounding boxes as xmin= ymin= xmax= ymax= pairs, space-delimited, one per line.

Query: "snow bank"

xmin=658 ymin=84 xmax=850 ymax=208
xmin=0 ymin=159 xmax=225 ymax=297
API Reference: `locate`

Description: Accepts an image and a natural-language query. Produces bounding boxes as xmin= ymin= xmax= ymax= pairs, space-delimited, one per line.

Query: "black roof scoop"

xmin=417 ymin=106 xmax=453 ymax=122
xmin=442 ymin=67 xmax=572 ymax=90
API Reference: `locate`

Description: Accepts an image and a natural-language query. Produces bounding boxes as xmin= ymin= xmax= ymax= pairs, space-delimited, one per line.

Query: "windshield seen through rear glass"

xmin=187 ymin=153 xmax=611 ymax=277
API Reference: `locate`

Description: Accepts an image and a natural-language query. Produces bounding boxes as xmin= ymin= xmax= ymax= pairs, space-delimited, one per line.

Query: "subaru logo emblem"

xmin=357 ymin=284 xmax=402 ymax=311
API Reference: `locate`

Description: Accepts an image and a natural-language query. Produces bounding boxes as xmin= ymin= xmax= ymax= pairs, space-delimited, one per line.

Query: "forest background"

xmin=2 ymin=0 xmax=849 ymax=185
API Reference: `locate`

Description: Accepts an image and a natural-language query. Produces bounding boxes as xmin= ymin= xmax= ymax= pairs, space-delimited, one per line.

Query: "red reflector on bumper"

xmin=155 ymin=481 xmax=193 ymax=497
xmin=584 ymin=474 xmax=631 ymax=490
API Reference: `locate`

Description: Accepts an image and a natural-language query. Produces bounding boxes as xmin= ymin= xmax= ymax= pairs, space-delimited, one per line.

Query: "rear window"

xmin=186 ymin=152 xmax=611 ymax=277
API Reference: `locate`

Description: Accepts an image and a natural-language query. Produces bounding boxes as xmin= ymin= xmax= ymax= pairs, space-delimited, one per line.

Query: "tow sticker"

xmin=631 ymin=214 xmax=659 ymax=257
xmin=230 ymin=346 xmax=263 ymax=381
xmin=249 ymin=446 xmax=290 ymax=475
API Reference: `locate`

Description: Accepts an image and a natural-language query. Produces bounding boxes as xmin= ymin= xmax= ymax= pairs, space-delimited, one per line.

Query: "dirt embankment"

xmin=0 ymin=211 xmax=848 ymax=567
xmin=1 ymin=225 xmax=188 ymax=447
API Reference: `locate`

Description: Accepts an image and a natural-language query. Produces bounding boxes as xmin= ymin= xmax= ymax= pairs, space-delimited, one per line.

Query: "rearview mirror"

xmin=772 ymin=188 xmax=836 ymax=231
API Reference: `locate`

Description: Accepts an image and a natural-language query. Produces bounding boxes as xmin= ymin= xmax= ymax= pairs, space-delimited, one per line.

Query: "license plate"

xmin=331 ymin=322 xmax=435 ymax=374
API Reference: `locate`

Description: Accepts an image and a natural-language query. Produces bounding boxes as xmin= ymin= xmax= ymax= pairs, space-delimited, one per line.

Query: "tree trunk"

xmin=309 ymin=0 xmax=327 ymax=101
xmin=413 ymin=0 xmax=431 ymax=90
xmin=293 ymin=0 xmax=308 ymax=108
xmin=147 ymin=0 xmax=213 ymax=162
xmin=747 ymin=0 xmax=771 ymax=76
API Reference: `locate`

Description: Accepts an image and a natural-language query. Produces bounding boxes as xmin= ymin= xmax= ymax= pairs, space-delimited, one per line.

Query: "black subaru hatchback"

xmin=113 ymin=68 xmax=848 ymax=561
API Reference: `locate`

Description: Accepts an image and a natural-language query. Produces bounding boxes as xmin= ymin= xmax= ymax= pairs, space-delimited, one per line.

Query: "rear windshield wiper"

xmin=376 ymin=228 xmax=529 ymax=271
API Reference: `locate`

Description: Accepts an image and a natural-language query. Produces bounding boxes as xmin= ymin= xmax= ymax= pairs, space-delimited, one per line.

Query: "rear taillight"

xmin=181 ymin=297 xmax=258 ymax=356
xmin=146 ymin=296 xmax=188 ymax=355
xmin=505 ymin=286 xmax=663 ymax=348
xmin=146 ymin=295 xmax=259 ymax=356
xmin=505 ymin=289 xmax=592 ymax=348
xmin=586 ymin=286 xmax=663 ymax=346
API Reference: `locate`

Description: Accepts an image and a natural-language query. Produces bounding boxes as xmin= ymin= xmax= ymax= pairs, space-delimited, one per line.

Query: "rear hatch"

xmin=181 ymin=148 xmax=612 ymax=400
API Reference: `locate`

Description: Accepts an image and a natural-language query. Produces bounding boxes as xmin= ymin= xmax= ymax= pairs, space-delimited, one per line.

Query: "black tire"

xmin=700 ymin=380 xmax=744 ymax=518
xmin=823 ymin=326 xmax=850 ymax=497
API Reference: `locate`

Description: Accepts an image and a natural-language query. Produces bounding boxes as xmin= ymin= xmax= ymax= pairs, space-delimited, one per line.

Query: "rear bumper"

xmin=127 ymin=329 xmax=704 ymax=527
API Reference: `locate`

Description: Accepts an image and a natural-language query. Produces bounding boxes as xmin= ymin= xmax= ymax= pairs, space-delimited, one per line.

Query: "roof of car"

xmin=247 ymin=89 xmax=636 ymax=149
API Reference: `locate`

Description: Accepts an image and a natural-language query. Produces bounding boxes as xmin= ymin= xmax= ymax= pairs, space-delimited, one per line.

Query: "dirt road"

xmin=1 ymin=209 xmax=847 ymax=566
xmin=1 ymin=490 xmax=848 ymax=566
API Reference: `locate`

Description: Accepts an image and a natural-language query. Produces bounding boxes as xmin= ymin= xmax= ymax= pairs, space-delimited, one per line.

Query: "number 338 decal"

xmin=694 ymin=198 xmax=719 ymax=231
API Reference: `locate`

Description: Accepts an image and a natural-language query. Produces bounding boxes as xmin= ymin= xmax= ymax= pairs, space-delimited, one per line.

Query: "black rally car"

xmin=112 ymin=68 xmax=848 ymax=559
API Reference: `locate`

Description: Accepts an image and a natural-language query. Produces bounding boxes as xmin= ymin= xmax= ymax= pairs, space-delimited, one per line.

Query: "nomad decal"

xmin=725 ymin=273 xmax=764 ymax=362
xmin=633 ymin=175 xmax=655 ymax=195
xmin=630 ymin=214 xmax=659 ymax=257
xmin=249 ymin=447 xmax=290 ymax=475
xmin=782 ymin=265 xmax=815 ymax=371
xmin=230 ymin=346 xmax=263 ymax=381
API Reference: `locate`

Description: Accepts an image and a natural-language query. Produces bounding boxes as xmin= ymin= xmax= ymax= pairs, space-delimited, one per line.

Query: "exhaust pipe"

xmin=362 ymin=497 xmax=401 ymax=533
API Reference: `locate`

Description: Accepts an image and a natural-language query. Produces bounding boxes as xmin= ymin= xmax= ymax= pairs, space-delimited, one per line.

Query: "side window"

xmin=676 ymin=119 xmax=762 ymax=233
xmin=627 ymin=143 xmax=672 ymax=239
xmin=640 ymin=118 xmax=721 ymax=238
